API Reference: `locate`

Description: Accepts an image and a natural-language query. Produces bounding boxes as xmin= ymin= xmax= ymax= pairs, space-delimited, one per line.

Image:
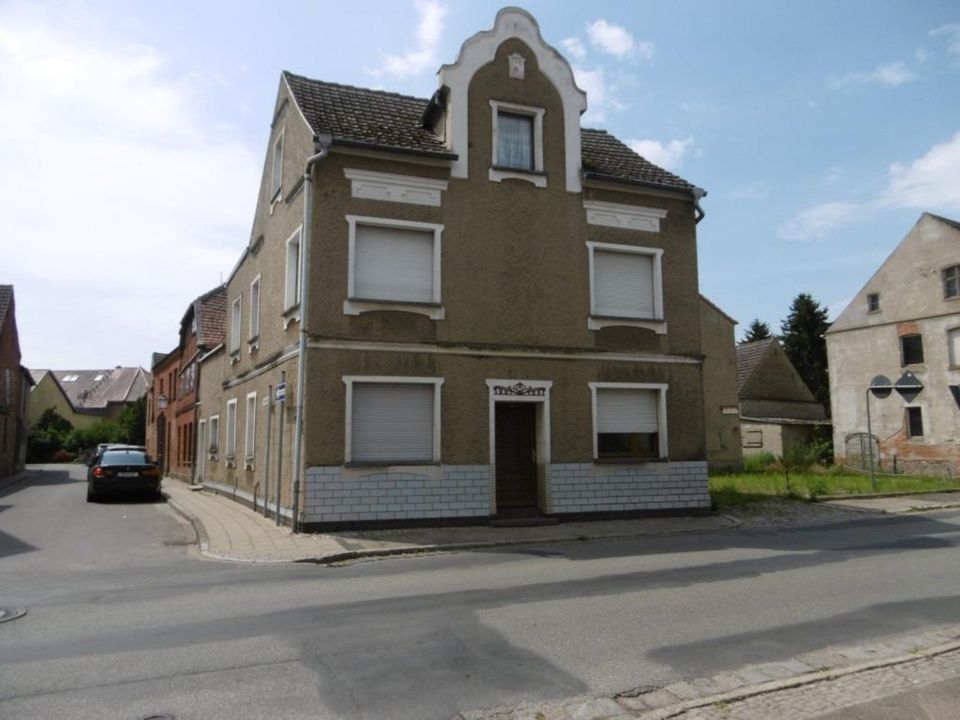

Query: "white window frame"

xmin=343 ymin=215 xmax=444 ymax=320
xmin=588 ymin=382 xmax=669 ymax=460
xmin=342 ymin=376 xmax=444 ymax=464
xmin=489 ymin=99 xmax=546 ymax=188
xmin=229 ymin=296 xmax=242 ymax=355
xmin=244 ymin=391 xmax=257 ymax=464
xmin=249 ymin=275 xmax=261 ymax=343
xmin=587 ymin=240 xmax=666 ymax=334
xmin=208 ymin=415 xmax=220 ymax=453
xmin=225 ymin=399 xmax=238 ymax=462
xmin=271 ymin=127 xmax=284 ymax=200
xmin=284 ymin=226 xmax=302 ymax=313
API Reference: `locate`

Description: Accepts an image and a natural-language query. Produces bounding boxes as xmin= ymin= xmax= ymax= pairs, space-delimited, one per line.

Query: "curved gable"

xmin=439 ymin=7 xmax=587 ymax=192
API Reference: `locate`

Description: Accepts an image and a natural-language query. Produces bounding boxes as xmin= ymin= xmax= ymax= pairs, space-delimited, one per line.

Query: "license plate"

xmin=118 ymin=472 xmax=138 ymax=478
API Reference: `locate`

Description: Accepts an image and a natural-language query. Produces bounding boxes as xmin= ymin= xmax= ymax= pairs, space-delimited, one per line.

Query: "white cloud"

xmin=573 ymin=66 xmax=607 ymax=123
xmin=561 ymin=37 xmax=586 ymax=61
xmin=586 ymin=19 xmax=646 ymax=59
xmin=930 ymin=24 xmax=960 ymax=60
xmin=777 ymin=202 xmax=862 ymax=241
xmin=376 ymin=0 xmax=447 ymax=78
xmin=880 ymin=130 xmax=960 ymax=210
xmin=626 ymin=137 xmax=694 ymax=172
xmin=0 ymin=7 xmax=260 ymax=367
xmin=829 ymin=61 xmax=915 ymax=88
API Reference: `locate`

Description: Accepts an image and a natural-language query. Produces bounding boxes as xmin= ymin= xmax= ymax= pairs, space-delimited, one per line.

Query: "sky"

xmin=2 ymin=0 xmax=959 ymax=369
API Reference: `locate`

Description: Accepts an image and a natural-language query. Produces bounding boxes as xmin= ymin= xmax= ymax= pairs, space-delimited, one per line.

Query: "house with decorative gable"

xmin=827 ymin=212 xmax=960 ymax=475
xmin=197 ymin=8 xmax=714 ymax=529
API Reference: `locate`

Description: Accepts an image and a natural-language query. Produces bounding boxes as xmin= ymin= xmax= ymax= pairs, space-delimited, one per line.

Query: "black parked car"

xmin=87 ymin=449 xmax=161 ymax=502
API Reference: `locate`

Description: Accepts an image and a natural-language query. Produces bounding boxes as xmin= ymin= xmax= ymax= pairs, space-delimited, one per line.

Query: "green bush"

xmin=743 ymin=452 xmax=777 ymax=472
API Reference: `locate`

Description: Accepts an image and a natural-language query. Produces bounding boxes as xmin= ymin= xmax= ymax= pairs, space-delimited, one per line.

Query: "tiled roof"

xmin=33 ymin=367 xmax=149 ymax=412
xmin=195 ymin=285 xmax=227 ymax=348
xmin=736 ymin=338 xmax=775 ymax=394
xmin=151 ymin=352 xmax=168 ymax=369
xmin=580 ymin=129 xmax=695 ymax=191
xmin=283 ymin=71 xmax=697 ymax=191
xmin=0 ymin=285 xmax=12 ymax=330
xmin=284 ymin=72 xmax=451 ymax=156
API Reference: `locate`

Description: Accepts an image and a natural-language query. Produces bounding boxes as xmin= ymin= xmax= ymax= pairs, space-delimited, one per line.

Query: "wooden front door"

xmin=495 ymin=402 xmax=538 ymax=510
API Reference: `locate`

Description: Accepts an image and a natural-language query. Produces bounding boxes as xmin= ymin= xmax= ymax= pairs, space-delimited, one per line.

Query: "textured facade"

xmin=827 ymin=213 xmax=960 ymax=475
xmin=196 ymin=9 xmax=713 ymax=529
xmin=0 ymin=286 xmax=31 ymax=477
xmin=699 ymin=296 xmax=742 ymax=470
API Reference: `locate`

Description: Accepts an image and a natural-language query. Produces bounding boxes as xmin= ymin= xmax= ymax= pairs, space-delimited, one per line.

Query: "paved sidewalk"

xmin=161 ymin=478 xmax=738 ymax=564
xmin=457 ymin=625 xmax=960 ymax=720
xmin=823 ymin=491 xmax=960 ymax=514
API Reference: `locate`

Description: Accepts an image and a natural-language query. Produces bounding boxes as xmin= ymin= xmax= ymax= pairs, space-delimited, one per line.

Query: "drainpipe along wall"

xmin=290 ymin=135 xmax=331 ymax=533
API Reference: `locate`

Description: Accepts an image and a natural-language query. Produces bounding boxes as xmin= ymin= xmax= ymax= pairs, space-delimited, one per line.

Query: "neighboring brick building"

xmin=0 ymin=286 xmax=32 ymax=477
xmin=195 ymin=8 xmax=714 ymax=529
xmin=827 ymin=212 xmax=960 ymax=475
xmin=147 ymin=285 xmax=226 ymax=481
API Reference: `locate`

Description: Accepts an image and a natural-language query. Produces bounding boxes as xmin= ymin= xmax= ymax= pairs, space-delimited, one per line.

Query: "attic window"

xmin=867 ymin=293 xmax=880 ymax=313
xmin=489 ymin=100 xmax=545 ymax=188
xmin=61 ymin=375 xmax=79 ymax=382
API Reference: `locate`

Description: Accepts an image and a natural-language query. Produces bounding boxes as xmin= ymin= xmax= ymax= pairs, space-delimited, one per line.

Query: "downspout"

xmin=290 ymin=134 xmax=332 ymax=533
xmin=692 ymin=187 xmax=707 ymax=225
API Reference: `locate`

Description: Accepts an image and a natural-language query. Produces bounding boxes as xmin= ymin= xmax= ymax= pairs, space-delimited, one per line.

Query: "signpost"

xmin=865 ymin=372 xmax=924 ymax=491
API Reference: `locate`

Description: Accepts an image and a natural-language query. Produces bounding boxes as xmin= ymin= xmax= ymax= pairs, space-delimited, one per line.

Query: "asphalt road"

xmin=2 ymin=465 xmax=960 ymax=720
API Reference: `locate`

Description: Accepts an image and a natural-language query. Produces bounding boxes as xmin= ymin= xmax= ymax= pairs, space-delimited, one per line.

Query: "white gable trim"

xmin=344 ymin=168 xmax=448 ymax=207
xmin=438 ymin=7 xmax=587 ymax=193
xmin=583 ymin=201 xmax=668 ymax=233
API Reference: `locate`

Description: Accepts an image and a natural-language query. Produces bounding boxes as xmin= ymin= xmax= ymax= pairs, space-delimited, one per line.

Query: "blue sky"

xmin=2 ymin=0 xmax=958 ymax=368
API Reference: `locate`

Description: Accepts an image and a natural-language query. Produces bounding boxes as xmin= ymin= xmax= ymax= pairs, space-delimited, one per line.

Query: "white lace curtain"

xmin=497 ymin=113 xmax=533 ymax=170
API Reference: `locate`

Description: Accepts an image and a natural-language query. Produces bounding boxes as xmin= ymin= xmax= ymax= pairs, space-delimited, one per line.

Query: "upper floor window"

xmin=949 ymin=327 xmax=960 ymax=368
xmin=271 ymin=129 xmax=284 ymax=200
xmin=587 ymin=241 xmax=664 ymax=331
xmin=230 ymin=296 xmax=242 ymax=354
xmin=244 ymin=392 xmax=257 ymax=462
xmin=344 ymin=216 xmax=444 ymax=319
xmin=489 ymin=100 xmax=545 ymax=187
xmin=867 ymin=293 xmax=880 ymax=313
xmin=589 ymin=383 xmax=668 ymax=461
xmin=249 ymin=276 xmax=261 ymax=341
xmin=944 ymin=265 xmax=960 ymax=299
xmin=900 ymin=334 xmax=924 ymax=366
xmin=285 ymin=227 xmax=302 ymax=311
xmin=225 ymin=399 xmax=238 ymax=460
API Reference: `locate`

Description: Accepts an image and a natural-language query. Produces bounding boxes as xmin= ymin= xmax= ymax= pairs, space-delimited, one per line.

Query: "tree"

xmin=117 ymin=395 xmax=147 ymax=445
xmin=742 ymin=319 xmax=773 ymax=343
xmin=780 ymin=293 xmax=830 ymax=414
xmin=27 ymin=408 xmax=74 ymax=462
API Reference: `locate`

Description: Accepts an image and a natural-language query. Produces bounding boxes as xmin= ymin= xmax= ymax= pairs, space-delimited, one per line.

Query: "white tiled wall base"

xmin=547 ymin=460 xmax=711 ymax=513
xmin=303 ymin=465 xmax=492 ymax=523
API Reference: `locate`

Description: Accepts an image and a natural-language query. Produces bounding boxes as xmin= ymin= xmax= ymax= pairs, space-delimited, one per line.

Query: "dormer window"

xmin=489 ymin=100 xmax=545 ymax=187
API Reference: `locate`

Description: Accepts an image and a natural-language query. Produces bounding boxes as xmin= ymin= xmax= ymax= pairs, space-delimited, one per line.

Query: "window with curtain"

xmin=285 ymin=229 xmax=301 ymax=310
xmin=351 ymin=383 xmax=435 ymax=463
xmin=595 ymin=387 xmax=662 ymax=459
xmin=497 ymin=112 xmax=534 ymax=170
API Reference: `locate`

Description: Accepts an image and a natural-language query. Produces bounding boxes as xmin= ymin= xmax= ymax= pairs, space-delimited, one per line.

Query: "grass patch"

xmin=710 ymin=467 xmax=960 ymax=510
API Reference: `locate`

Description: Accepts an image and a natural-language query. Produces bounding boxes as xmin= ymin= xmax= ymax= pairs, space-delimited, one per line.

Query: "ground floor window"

xmin=906 ymin=406 xmax=924 ymax=437
xmin=589 ymin=382 xmax=668 ymax=460
xmin=344 ymin=376 xmax=443 ymax=463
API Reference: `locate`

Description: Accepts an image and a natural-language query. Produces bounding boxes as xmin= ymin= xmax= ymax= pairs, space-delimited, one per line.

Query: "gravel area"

xmin=725 ymin=498 xmax=874 ymax=528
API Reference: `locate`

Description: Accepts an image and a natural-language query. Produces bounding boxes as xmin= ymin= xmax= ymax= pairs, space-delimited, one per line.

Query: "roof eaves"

xmin=582 ymin=171 xmax=699 ymax=197
xmin=331 ymin=137 xmax=458 ymax=161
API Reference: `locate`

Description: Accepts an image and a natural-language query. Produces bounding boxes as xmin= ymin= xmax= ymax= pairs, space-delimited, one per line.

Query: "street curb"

xmin=822 ymin=488 xmax=960 ymax=501
xmin=161 ymin=487 xmax=210 ymax=553
xmin=294 ymin=515 xmax=743 ymax=566
xmin=638 ymin=637 xmax=960 ymax=720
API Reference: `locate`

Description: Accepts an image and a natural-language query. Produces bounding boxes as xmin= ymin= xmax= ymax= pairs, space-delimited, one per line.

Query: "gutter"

xmin=582 ymin=172 xmax=708 ymax=224
xmin=290 ymin=134 xmax=332 ymax=534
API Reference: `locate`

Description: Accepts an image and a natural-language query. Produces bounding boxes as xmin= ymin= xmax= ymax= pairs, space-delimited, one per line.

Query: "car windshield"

xmin=100 ymin=450 xmax=150 ymax=466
